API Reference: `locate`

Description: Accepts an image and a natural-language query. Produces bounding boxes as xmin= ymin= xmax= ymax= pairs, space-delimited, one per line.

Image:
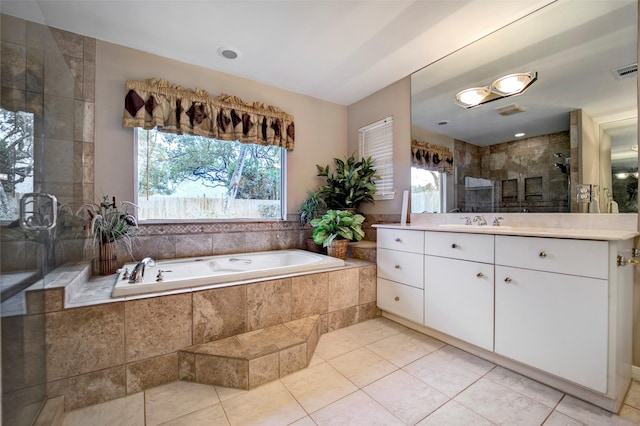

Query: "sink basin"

xmin=437 ymin=224 xmax=513 ymax=230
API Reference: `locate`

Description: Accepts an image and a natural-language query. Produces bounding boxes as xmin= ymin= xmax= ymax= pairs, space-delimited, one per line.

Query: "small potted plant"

xmin=80 ymin=195 xmax=139 ymax=275
xmin=310 ymin=209 xmax=365 ymax=259
xmin=299 ymin=190 xmax=327 ymax=253
xmin=316 ymin=154 xmax=378 ymax=211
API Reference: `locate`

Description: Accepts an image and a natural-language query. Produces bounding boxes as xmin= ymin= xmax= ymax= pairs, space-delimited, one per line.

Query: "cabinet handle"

xmin=451 ymin=243 xmax=458 ymax=249
xmin=394 ymin=264 xmax=401 ymax=269
xmin=504 ymin=277 xmax=512 ymax=283
xmin=539 ymin=251 xmax=547 ymax=258
xmin=395 ymin=238 xmax=402 ymax=243
xmin=394 ymin=296 xmax=400 ymax=301
xmin=476 ymin=272 xmax=484 ymax=278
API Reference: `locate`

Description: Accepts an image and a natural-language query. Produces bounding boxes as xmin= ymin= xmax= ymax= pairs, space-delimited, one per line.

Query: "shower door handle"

xmin=20 ymin=193 xmax=58 ymax=231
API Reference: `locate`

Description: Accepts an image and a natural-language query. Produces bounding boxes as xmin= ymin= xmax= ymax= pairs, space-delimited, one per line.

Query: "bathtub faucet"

xmin=129 ymin=257 xmax=156 ymax=283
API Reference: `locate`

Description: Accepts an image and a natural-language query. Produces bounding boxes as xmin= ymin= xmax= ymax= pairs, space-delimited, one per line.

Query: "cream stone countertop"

xmin=374 ymin=223 xmax=639 ymax=241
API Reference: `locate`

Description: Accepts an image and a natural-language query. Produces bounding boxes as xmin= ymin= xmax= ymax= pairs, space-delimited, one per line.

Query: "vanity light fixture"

xmin=455 ymin=71 xmax=537 ymax=108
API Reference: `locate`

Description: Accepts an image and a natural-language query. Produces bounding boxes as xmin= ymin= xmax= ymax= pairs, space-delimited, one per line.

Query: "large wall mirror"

xmin=410 ymin=0 xmax=637 ymax=214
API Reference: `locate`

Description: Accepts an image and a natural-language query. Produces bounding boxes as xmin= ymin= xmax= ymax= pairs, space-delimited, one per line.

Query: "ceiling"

xmin=1 ymin=0 xmax=555 ymax=106
xmin=411 ymin=0 xmax=638 ymax=149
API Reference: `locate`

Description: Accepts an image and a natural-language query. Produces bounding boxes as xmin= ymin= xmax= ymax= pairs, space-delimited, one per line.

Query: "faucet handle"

xmin=460 ymin=216 xmax=472 ymax=225
xmin=493 ymin=216 xmax=504 ymax=226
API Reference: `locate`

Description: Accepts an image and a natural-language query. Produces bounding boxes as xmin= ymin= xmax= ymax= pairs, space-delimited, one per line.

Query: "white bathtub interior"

xmin=111 ymin=249 xmax=344 ymax=297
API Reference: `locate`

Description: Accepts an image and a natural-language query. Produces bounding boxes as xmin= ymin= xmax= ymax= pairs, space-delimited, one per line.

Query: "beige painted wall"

xmin=347 ymin=77 xmax=411 ymax=215
xmin=94 ymin=40 xmax=347 ymax=219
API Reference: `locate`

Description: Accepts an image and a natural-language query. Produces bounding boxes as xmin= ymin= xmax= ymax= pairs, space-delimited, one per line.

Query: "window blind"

xmin=359 ymin=116 xmax=394 ymax=200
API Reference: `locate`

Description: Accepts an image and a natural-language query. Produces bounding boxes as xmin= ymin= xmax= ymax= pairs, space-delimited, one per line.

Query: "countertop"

xmin=373 ymin=223 xmax=639 ymax=241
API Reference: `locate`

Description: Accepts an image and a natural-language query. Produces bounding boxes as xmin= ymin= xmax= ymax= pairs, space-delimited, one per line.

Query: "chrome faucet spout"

xmin=129 ymin=257 xmax=156 ymax=283
xmin=473 ymin=215 xmax=487 ymax=226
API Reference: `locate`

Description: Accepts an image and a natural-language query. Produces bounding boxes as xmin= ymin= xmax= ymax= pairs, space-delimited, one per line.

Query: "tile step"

xmin=178 ymin=315 xmax=320 ymax=390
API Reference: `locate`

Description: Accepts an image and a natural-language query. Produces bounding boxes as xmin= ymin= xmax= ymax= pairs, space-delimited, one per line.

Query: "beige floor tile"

xmin=435 ymin=345 xmax=495 ymax=375
xmin=625 ymin=381 xmax=640 ymax=409
xmin=543 ymin=411 xmax=588 ymax=425
xmin=555 ymin=395 xmax=637 ymax=426
xmin=328 ymin=347 xmax=398 ymax=387
xmin=455 ymin=378 xmax=554 ymax=426
xmin=338 ymin=317 xmax=406 ymax=346
xmin=280 ymin=362 xmax=358 ymax=413
xmin=403 ymin=348 xmax=485 ymax=397
xmin=416 ymin=400 xmax=495 ymax=425
xmin=158 ymin=403 xmax=229 ymax=426
xmin=145 ymin=381 xmax=219 ymax=426
xmin=485 ymin=366 xmax=563 ymax=407
xmin=214 ymin=385 xmax=248 ymax=402
xmin=221 ymin=380 xmax=306 ymax=425
xmin=310 ymin=390 xmax=404 ymax=425
xmin=619 ymin=405 xmax=640 ymax=424
xmin=289 ymin=416 xmax=318 ymax=426
xmin=366 ymin=328 xmax=445 ymax=367
xmin=61 ymin=392 xmax=144 ymax=426
xmin=314 ymin=329 xmax=362 ymax=360
xmin=364 ymin=369 xmax=449 ymax=425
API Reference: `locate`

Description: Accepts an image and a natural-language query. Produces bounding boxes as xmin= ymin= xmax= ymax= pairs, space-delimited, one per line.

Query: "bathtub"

xmin=111 ymin=249 xmax=345 ymax=297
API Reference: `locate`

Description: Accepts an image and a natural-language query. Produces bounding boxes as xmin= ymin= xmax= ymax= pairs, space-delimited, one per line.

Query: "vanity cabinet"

xmin=375 ymin=225 xmax=635 ymax=412
xmin=376 ymin=229 xmax=424 ymax=324
xmin=424 ymin=232 xmax=495 ymax=351
xmin=494 ymin=236 xmax=610 ymax=392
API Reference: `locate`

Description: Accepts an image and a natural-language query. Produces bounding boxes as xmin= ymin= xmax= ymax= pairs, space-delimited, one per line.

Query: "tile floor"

xmin=61 ymin=317 xmax=640 ymax=425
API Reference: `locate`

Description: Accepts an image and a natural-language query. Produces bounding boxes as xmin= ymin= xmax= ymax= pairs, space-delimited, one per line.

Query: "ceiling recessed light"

xmin=514 ymin=132 xmax=526 ymax=138
xmin=217 ymin=47 xmax=240 ymax=60
xmin=438 ymin=120 xmax=449 ymax=125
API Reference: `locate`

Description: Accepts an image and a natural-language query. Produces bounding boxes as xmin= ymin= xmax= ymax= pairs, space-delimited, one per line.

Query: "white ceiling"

xmin=2 ymin=0 xmax=555 ymax=106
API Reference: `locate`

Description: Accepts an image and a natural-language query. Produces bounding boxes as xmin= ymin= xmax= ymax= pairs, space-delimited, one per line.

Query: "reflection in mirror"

xmin=601 ymin=118 xmax=638 ymax=213
xmin=410 ymin=0 xmax=637 ymax=213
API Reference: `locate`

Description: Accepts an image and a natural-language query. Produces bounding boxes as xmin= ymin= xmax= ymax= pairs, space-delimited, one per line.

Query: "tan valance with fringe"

xmin=411 ymin=140 xmax=453 ymax=174
xmin=122 ymin=78 xmax=295 ymax=149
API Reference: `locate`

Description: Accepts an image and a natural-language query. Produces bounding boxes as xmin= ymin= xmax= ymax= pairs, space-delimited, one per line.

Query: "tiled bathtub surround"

xmin=38 ymin=260 xmax=377 ymax=411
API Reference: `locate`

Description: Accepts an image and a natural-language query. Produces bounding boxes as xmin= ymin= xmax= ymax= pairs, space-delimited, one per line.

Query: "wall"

xmin=94 ymin=40 xmax=347 ymax=219
xmin=347 ymin=77 xmax=411 ymax=216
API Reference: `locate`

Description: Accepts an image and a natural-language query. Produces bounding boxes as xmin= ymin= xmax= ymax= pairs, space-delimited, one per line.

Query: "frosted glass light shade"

xmin=491 ymin=72 xmax=537 ymax=96
xmin=455 ymin=86 xmax=491 ymax=107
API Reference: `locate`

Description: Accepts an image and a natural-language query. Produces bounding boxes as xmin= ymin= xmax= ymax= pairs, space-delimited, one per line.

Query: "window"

xmin=411 ymin=168 xmax=446 ymax=213
xmin=359 ymin=117 xmax=394 ymax=200
xmin=136 ymin=128 xmax=284 ymax=221
xmin=0 ymin=108 xmax=34 ymax=222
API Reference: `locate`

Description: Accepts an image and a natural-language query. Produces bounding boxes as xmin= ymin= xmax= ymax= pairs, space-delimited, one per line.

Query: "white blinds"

xmin=359 ymin=116 xmax=394 ymax=200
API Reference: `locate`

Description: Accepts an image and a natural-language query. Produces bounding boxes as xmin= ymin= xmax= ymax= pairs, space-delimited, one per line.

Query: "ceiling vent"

xmin=495 ymin=103 xmax=526 ymax=116
xmin=612 ymin=63 xmax=637 ymax=80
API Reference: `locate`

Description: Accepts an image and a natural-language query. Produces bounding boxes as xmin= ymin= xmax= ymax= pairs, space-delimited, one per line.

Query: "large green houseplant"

xmin=310 ymin=209 xmax=365 ymax=259
xmin=316 ymin=155 xmax=378 ymax=211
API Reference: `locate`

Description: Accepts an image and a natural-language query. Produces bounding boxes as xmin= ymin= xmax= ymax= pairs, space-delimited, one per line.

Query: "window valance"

xmin=122 ymin=78 xmax=295 ymax=149
xmin=411 ymin=139 xmax=453 ymax=174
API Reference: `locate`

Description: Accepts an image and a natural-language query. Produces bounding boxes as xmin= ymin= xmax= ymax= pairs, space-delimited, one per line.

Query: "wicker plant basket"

xmin=327 ymin=239 xmax=349 ymax=259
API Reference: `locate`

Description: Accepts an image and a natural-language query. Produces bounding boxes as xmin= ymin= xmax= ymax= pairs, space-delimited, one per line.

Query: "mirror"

xmin=410 ymin=0 xmax=637 ymax=213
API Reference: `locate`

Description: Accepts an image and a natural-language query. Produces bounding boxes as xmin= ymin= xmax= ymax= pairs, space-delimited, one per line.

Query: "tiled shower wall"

xmin=454 ymin=131 xmax=571 ymax=213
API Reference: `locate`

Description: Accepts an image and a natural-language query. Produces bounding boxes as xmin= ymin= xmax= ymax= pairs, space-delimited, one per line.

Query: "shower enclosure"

xmin=0 ymin=10 xmax=92 ymax=425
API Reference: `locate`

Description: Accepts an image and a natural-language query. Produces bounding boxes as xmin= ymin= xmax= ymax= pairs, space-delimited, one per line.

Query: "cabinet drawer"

xmin=377 ymin=229 xmax=424 ymax=253
xmin=424 ymin=231 xmax=494 ymax=263
xmin=377 ymin=278 xmax=424 ymax=324
xmin=495 ymin=235 xmax=608 ymax=279
xmin=377 ymin=248 xmax=424 ymax=289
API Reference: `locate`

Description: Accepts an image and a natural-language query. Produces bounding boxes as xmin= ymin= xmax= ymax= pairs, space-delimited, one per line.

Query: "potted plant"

xmin=298 ymin=190 xmax=327 ymax=253
xmin=80 ymin=195 xmax=139 ymax=275
xmin=316 ymin=154 xmax=378 ymax=211
xmin=310 ymin=209 xmax=365 ymax=259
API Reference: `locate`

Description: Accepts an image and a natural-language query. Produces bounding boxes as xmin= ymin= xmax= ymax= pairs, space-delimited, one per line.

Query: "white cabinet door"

xmin=495 ymin=265 xmax=608 ymax=392
xmin=377 ymin=278 xmax=424 ymax=324
xmin=425 ymin=256 xmax=494 ymax=351
xmin=377 ymin=229 xmax=424 ymax=253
